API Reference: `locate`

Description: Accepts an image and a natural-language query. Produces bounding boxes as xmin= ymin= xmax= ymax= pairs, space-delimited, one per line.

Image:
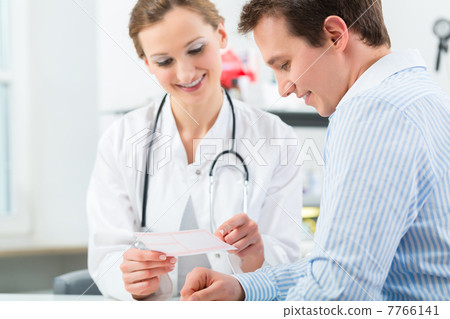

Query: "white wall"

xmin=383 ymin=0 xmax=450 ymax=95
xmin=3 ymin=0 xmax=449 ymax=248
xmin=95 ymin=0 xmax=450 ymax=116
xmin=95 ymin=0 xmax=252 ymax=114
xmin=26 ymin=0 xmax=98 ymax=245
xmin=96 ymin=0 xmax=164 ymax=114
xmin=94 ymin=0 xmax=259 ymax=114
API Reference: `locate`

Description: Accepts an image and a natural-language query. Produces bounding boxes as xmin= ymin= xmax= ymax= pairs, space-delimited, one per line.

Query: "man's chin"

xmin=315 ymin=105 xmax=336 ymax=118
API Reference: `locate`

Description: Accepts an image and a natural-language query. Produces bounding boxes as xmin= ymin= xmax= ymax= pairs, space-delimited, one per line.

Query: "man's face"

xmin=254 ymin=16 xmax=349 ymax=117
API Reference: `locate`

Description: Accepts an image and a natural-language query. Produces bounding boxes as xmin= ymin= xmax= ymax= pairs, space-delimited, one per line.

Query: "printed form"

xmin=135 ymin=229 xmax=236 ymax=256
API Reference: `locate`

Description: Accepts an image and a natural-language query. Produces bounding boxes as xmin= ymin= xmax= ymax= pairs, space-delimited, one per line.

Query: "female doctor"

xmin=87 ymin=0 xmax=303 ymax=301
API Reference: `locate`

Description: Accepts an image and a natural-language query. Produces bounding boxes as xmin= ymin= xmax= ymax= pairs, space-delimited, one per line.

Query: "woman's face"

xmin=139 ymin=7 xmax=227 ymax=106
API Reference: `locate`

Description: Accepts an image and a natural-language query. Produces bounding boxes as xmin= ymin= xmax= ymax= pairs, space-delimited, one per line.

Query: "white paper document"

xmin=135 ymin=229 xmax=237 ymax=256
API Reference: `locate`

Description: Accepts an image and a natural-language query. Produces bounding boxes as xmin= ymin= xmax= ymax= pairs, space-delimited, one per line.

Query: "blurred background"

xmin=0 ymin=0 xmax=449 ymax=294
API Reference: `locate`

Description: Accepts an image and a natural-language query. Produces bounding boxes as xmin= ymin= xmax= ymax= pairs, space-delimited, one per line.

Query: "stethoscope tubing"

xmin=141 ymin=94 xmax=167 ymax=229
xmin=141 ymin=90 xmax=249 ymax=230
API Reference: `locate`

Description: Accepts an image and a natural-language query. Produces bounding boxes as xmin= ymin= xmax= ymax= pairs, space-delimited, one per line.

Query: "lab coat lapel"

xmin=190 ymin=95 xmax=232 ymax=233
xmin=145 ymin=97 xmax=189 ymax=233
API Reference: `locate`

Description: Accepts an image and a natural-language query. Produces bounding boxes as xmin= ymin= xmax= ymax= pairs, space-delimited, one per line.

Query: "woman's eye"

xmin=156 ymin=58 xmax=173 ymax=67
xmin=188 ymin=44 xmax=205 ymax=55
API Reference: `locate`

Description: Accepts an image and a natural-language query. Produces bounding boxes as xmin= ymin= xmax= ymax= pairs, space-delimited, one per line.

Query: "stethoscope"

xmin=141 ymin=89 xmax=249 ymax=234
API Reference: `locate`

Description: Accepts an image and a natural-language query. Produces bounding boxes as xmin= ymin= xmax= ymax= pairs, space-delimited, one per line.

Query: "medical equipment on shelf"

xmin=433 ymin=18 xmax=450 ymax=71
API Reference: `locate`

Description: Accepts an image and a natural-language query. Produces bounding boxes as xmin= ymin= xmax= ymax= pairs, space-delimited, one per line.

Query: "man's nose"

xmin=279 ymin=80 xmax=296 ymax=97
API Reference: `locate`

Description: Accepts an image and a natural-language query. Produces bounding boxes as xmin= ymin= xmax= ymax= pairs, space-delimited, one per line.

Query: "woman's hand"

xmin=214 ymin=213 xmax=264 ymax=272
xmin=120 ymin=248 xmax=177 ymax=300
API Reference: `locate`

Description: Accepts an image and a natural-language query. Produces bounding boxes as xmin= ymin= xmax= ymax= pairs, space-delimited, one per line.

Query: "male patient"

xmin=180 ymin=0 xmax=450 ymax=300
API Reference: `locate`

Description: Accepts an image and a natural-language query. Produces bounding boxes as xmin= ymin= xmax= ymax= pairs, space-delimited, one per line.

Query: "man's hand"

xmin=121 ymin=248 xmax=177 ymax=300
xmin=214 ymin=213 xmax=264 ymax=272
xmin=180 ymin=267 xmax=245 ymax=301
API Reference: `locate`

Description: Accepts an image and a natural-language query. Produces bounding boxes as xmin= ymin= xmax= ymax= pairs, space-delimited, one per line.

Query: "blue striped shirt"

xmin=235 ymin=50 xmax=450 ymax=301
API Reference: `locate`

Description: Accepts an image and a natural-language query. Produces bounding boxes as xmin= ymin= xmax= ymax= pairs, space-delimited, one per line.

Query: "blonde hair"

xmin=129 ymin=0 xmax=224 ymax=59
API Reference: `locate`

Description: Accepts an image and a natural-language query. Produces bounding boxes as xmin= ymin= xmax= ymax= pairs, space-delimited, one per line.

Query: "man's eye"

xmin=188 ymin=45 xmax=205 ymax=55
xmin=156 ymin=58 xmax=173 ymax=67
xmin=280 ymin=62 xmax=290 ymax=71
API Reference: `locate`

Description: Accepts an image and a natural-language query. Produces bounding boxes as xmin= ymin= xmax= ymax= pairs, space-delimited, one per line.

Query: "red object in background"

xmin=220 ymin=50 xmax=255 ymax=89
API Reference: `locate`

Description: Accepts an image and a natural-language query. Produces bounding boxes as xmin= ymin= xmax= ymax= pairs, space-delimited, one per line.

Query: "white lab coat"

xmin=87 ymin=97 xmax=303 ymax=300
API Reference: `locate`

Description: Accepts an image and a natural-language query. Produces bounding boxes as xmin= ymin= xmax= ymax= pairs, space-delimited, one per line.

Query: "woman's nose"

xmin=176 ymin=62 xmax=196 ymax=84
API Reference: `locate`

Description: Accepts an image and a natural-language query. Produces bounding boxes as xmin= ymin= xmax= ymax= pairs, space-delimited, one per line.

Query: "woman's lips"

xmin=176 ymin=74 xmax=206 ymax=92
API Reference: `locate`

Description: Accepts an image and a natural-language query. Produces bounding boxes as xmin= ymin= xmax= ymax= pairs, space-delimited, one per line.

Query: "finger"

xmin=213 ymin=228 xmax=225 ymax=242
xmin=188 ymin=282 xmax=230 ymax=301
xmin=120 ymin=257 xmax=177 ymax=273
xmin=180 ymin=285 xmax=196 ymax=301
xmin=123 ymin=248 xmax=168 ymax=262
xmin=229 ymin=234 xmax=257 ymax=254
xmin=188 ymin=276 xmax=244 ymax=301
xmin=217 ymin=213 xmax=248 ymax=236
xmin=123 ymin=266 xmax=175 ymax=284
xmin=180 ymin=267 xmax=210 ymax=301
xmin=125 ymin=277 xmax=159 ymax=297
xmin=235 ymin=241 xmax=264 ymax=258
xmin=223 ymin=220 xmax=257 ymax=246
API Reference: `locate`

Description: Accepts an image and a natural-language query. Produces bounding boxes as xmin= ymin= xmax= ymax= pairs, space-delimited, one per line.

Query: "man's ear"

xmin=323 ymin=15 xmax=349 ymax=52
xmin=217 ymin=22 xmax=228 ymax=49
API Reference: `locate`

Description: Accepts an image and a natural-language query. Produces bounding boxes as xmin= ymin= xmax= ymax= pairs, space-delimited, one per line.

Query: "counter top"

xmin=0 ymin=293 xmax=110 ymax=301
xmin=0 ymin=240 xmax=87 ymax=258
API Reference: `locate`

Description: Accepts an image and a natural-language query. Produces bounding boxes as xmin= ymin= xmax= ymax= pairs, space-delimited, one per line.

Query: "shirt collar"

xmin=158 ymin=91 xmax=232 ymax=164
xmin=159 ymin=90 xmax=231 ymax=138
xmin=207 ymin=90 xmax=231 ymax=140
xmin=335 ymin=49 xmax=427 ymax=111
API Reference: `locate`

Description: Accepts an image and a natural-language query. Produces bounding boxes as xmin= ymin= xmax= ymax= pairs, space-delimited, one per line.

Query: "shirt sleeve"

xmin=86 ymin=124 xmax=137 ymax=300
xmin=234 ymin=258 xmax=310 ymax=300
xmin=87 ymin=122 xmax=172 ymax=301
xmin=235 ymin=97 xmax=428 ymax=300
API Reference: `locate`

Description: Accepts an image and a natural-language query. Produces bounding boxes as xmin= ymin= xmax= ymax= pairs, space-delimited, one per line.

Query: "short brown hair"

xmin=238 ymin=0 xmax=391 ymax=48
xmin=129 ymin=0 xmax=224 ymax=59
